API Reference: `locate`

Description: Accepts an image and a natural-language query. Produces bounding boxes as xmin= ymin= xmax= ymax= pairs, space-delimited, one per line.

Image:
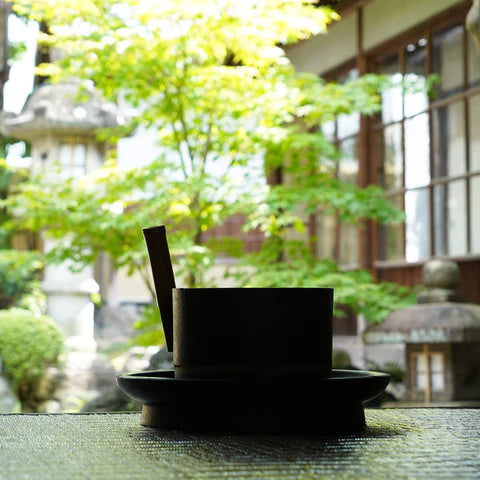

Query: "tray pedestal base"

xmin=141 ymin=401 xmax=366 ymax=434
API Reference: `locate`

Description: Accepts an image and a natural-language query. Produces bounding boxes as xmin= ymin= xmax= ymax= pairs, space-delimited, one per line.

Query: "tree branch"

xmin=200 ymin=120 xmax=213 ymax=177
xmin=169 ymin=120 xmax=189 ymax=179
xmin=137 ymin=261 xmax=156 ymax=301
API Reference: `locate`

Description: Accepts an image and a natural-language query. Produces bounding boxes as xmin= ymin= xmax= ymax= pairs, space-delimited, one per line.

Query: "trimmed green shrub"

xmin=0 ymin=309 xmax=64 ymax=411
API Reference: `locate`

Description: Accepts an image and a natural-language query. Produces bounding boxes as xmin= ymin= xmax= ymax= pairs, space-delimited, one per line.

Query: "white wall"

xmin=364 ymin=0 xmax=463 ymax=51
xmin=287 ymin=14 xmax=356 ymax=75
xmin=287 ymin=0 xmax=465 ymax=76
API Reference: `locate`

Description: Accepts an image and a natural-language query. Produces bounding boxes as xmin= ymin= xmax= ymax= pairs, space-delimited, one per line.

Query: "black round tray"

xmin=117 ymin=369 xmax=390 ymax=434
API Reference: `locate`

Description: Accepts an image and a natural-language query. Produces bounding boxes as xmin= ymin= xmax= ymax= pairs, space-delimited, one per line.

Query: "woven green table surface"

xmin=0 ymin=409 xmax=479 ymax=479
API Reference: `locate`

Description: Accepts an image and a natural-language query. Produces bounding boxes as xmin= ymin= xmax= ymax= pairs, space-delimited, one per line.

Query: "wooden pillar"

xmin=356 ymin=6 xmax=374 ymax=271
xmin=424 ymin=343 xmax=431 ymax=404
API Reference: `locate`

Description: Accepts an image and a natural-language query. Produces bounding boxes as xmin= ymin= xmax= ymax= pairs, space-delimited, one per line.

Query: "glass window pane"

xmin=415 ymin=355 xmax=427 ymax=389
xmin=73 ymin=144 xmax=87 ymax=167
xmin=468 ymin=35 xmax=480 ymax=88
xmin=430 ymin=353 xmax=444 ymax=373
xmin=337 ymin=112 xmax=360 ymax=139
xmin=377 ymin=55 xmax=403 ymax=124
xmin=416 ymin=372 xmax=427 ymax=389
xmin=432 ymin=101 xmax=466 ymax=178
xmin=415 ymin=353 xmax=444 ymax=390
xmin=334 ymin=69 xmax=360 ymax=139
xmin=339 ymin=223 xmax=358 ymax=266
xmin=434 ymin=184 xmax=447 ymax=255
xmin=430 ymin=353 xmax=444 ymax=391
xmin=58 ymin=144 xmax=71 ymax=167
xmin=379 ymin=195 xmax=404 ymax=261
xmin=431 ymin=372 xmax=445 ymax=390
xmin=322 ymin=120 xmax=336 ymax=142
xmin=315 ymin=213 xmax=336 ymax=259
xmin=405 ymin=113 xmax=430 ymax=188
xmin=470 ymin=175 xmax=480 ymax=253
xmin=405 ymin=188 xmax=430 ymax=262
xmin=336 ymin=68 xmax=360 ymax=138
xmin=434 ymin=181 xmax=467 ymax=256
xmin=404 ymin=40 xmax=428 ymax=117
xmin=338 ymin=136 xmax=358 ymax=184
xmin=378 ymin=124 xmax=403 ymax=190
xmin=416 ymin=354 xmax=427 ymax=372
xmin=469 ymin=94 xmax=480 ymax=172
xmin=448 ymin=180 xmax=467 ymax=256
xmin=431 ymin=24 xmax=464 ymax=97
xmin=382 ymin=77 xmax=403 ymax=124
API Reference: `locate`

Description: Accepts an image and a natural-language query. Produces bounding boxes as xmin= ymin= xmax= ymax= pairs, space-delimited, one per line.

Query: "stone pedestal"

xmin=42 ymin=239 xmax=98 ymax=353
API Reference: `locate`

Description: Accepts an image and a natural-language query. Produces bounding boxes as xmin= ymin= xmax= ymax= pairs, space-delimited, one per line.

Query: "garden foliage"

xmin=5 ymin=0 xmax=417 ymax=333
xmin=0 ymin=249 xmax=43 ymax=310
xmin=0 ymin=309 xmax=64 ymax=411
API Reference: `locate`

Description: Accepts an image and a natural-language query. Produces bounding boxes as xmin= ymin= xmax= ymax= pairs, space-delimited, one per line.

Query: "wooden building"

xmin=286 ymin=0 xmax=480 ymax=307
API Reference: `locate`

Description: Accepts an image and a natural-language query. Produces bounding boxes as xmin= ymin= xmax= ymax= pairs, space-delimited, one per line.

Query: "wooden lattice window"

xmin=412 ymin=350 xmax=445 ymax=392
xmin=373 ymin=19 xmax=480 ymax=263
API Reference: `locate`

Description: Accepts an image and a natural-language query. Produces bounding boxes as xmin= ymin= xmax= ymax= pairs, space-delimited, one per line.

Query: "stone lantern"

xmin=364 ymin=260 xmax=480 ymax=403
xmin=0 ymin=81 xmax=121 ymax=352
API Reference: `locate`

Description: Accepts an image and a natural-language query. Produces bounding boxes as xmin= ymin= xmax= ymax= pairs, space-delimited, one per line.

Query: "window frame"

xmin=57 ymin=138 xmax=90 ymax=177
xmin=411 ymin=350 xmax=446 ymax=393
xmin=320 ymin=64 xmax=362 ymax=268
xmin=368 ymin=9 xmax=480 ymax=266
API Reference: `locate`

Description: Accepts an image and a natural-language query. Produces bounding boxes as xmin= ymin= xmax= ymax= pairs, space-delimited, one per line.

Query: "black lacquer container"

xmin=117 ymin=226 xmax=389 ymax=433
